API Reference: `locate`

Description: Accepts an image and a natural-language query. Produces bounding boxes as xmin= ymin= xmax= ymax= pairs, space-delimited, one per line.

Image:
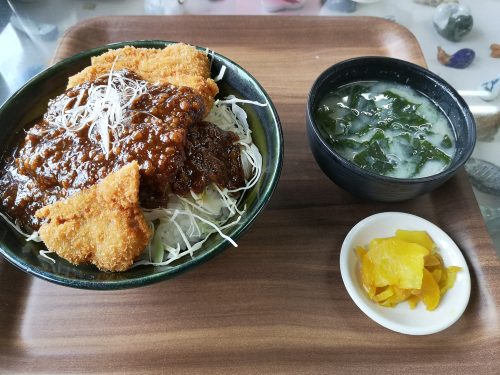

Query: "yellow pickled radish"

xmin=355 ymin=229 xmax=461 ymax=311
xmin=407 ymin=295 xmax=420 ymax=310
xmin=381 ymin=286 xmax=412 ymax=307
xmin=373 ymin=286 xmax=394 ymax=302
xmin=395 ymin=230 xmax=435 ymax=251
xmin=441 ymin=266 xmax=461 ymax=295
xmin=424 ymin=254 xmax=442 ymax=267
xmin=355 ymin=246 xmax=367 ymax=259
xmin=420 ymin=268 xmax=441 ymax=311
xmin=364 ymin=238 xmax=429 ymax=289
xmin=431 ymin=268 xmax=442 ymax=283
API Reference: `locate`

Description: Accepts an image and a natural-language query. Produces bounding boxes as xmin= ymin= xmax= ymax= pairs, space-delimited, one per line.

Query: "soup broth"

xmin=314 ymin=81 xmax=456 ymax=178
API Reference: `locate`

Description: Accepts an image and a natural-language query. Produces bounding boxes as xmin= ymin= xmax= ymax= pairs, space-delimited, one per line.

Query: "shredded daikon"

xmin=45 ymin=60 xmax=150 ymax=157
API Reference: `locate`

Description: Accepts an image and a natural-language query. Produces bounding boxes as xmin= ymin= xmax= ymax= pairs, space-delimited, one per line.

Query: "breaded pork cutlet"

xmin=67 ymin=43 xmax=218 ymax=115
xmin=35 ymin=162 xmax=151 ymax=272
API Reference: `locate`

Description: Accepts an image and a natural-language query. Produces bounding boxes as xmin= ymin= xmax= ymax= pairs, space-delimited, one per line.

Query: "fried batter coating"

xmin=67 ymin=43 xmax=218 ymax=115
xmin=35 ymin=162 xmax=151 ymax=272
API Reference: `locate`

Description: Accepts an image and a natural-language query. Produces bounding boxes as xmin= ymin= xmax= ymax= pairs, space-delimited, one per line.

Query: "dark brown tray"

xmin=1 ymin=16 xmax=499 ymax=374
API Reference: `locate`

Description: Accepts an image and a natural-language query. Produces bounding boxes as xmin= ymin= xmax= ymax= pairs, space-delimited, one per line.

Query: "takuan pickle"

xmin=355 ymin=229 xmax=461 ymax=311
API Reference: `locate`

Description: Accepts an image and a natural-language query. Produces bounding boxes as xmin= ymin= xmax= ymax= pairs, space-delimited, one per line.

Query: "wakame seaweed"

xmin=314 ymin=81 xmax=455 ymax=178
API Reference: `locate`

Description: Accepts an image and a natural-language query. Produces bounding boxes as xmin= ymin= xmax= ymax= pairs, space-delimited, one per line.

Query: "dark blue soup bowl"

xmin=306 ymin=56 xmax=476 ymax=202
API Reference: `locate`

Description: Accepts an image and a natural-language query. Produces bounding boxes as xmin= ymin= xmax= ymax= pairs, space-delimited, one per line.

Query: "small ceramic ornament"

xmin=413 ymin=0 xmax=458 ymax=7
xmin=324 ymin=0 xmax=357 ymax=13
xmin=479 ymin=77 xmax=500 ymax=102
xmin=491 ymin=44 xmax=500 ymax=58
xmin=437 ymin=46 xmax=475 ymax=68
xmin=261 ymin=0 xmax=306 ymax=12
xmin=433 ymin=3 xmax=473 ymax=41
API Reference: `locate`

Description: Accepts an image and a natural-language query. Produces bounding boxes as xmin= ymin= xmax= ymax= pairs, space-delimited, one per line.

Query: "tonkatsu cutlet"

xmin=35 ymin=162 xmax=151 ymax=272
xmin=67 ymin=43 xmax=219 ymax=116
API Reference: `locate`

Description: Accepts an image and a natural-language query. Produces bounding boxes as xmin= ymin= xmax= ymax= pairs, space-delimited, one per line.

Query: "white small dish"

xmin=340 ymin=212 xmax=471 ymax=335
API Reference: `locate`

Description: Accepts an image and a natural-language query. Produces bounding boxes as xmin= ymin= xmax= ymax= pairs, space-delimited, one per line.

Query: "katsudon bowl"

xmin=0 ymin=41 xmax=283 ymax=289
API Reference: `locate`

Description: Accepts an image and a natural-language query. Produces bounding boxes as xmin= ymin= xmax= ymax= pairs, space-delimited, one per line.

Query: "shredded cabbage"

xmin=39 ymin=250 xmax=56 ymax=264
xmin=137 ymin=98 xmax=264 ymax=268
xmin=214 ymin=65 xmax=226 ymax=82
xmin=0 ymin=212 xmax=42 ymax=242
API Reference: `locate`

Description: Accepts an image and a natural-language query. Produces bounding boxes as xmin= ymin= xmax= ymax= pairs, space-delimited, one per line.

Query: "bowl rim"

xmin=0 ymin=40 xmax=283 ymax=290
xmin=306 ymin=56 xmax=476 ymax=184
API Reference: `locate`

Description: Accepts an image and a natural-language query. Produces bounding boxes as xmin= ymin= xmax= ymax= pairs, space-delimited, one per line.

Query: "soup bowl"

xmin=306 ymin=56 xmax=475 ymax=202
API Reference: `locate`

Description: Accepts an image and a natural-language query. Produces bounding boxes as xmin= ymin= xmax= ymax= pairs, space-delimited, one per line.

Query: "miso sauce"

xmin=314 ymin=81 xmax=456 ymax=178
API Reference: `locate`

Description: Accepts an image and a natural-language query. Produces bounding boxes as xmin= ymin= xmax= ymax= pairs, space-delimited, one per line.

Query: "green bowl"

xmin=0 ymin=41 xmax=283 ymax=289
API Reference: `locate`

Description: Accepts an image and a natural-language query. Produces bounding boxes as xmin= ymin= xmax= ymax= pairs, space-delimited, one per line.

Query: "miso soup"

xmin=314 ymin=81 xmax=456 ymax=178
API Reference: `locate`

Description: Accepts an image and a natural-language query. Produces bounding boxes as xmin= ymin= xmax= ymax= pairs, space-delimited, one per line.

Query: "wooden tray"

xmin=2 ymin=16 xmax=499 ymax=374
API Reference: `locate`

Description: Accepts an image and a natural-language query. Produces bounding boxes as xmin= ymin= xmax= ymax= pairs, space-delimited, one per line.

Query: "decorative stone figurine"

xmin=437 ymin=46 xmax=475 ymax=69
xmin=433 ymin=3 xmax=473 ymax=41
xmin=491 ymin=44 xmax=500 ymax=58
